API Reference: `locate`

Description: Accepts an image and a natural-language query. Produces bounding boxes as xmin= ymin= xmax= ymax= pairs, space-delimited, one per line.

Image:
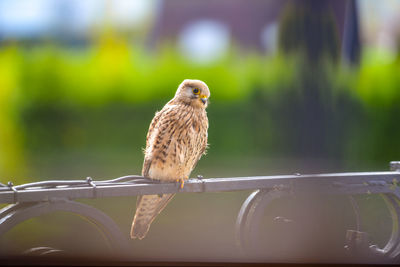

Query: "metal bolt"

xmin=273 ymin=216 xmax=293 ymax=223
xmin=345 ymin=230 xmax=370 ymax=254
xmin=86 ymin=177 xmax=97 ymax=198
xmin=390 ymin=161 xmax=400 ymax=171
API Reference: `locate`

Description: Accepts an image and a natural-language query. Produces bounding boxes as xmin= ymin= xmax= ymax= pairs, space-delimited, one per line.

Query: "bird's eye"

xmin=192 ymin=88 xmax=200 ymax=95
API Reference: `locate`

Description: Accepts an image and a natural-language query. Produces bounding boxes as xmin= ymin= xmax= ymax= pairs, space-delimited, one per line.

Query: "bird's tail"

xmin=130 ymin=193 xmax=175 ymax=239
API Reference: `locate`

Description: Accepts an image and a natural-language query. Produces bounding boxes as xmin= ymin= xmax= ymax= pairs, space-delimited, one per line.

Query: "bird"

xmin=130 ymin=79 xmax=210 ymax=239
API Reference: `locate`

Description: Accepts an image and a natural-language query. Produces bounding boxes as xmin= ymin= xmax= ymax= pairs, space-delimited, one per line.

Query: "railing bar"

xmin=11 ymin=177 xmax=156 ymax=191
xmin=1 ymin=171 xmax=400 ymax=204
xmin=99 ymin=175 xmax=147 ymax=183
xmin=8 ymin=170 xmax=400 ymax=189
xmin=14 ymin=180 xmax=88 ymax=190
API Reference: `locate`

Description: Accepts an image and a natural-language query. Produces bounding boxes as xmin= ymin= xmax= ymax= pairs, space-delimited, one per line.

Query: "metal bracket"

xmin=86 ymin=177 xmax=97 ymax=198
xmin=344 ymin=230 xmax=371 ymax=256
xmin=7 ymin=181 xmax=18 ymax=203
xmin=391 ymin=162 xmax=400 ymax=172
xmin=344 ymin=193 xmax=400 ymax=262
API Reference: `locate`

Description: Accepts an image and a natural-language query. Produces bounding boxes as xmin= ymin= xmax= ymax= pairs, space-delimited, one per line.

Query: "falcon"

xmin=130 ymin=79 xmax=210 ymax=239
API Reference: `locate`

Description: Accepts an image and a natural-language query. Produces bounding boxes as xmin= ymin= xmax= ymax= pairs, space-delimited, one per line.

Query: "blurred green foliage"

xmin=0 ymin=33 xmax=400 ymax=183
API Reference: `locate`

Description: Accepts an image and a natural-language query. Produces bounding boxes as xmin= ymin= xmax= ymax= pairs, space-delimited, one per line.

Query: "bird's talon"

xmin=176 ymin=179 xmax=184 ymax=189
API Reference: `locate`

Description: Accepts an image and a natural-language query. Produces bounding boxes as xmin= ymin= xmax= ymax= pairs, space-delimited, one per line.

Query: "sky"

xmin=0 ymin=0 xmax=155 ymax=38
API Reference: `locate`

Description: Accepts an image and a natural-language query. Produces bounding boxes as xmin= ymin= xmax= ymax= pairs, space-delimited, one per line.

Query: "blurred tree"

xmin=271 ymin=0 xmax=357 ymax=162
xmin=278 ymin=0 xmax=341 ymax=63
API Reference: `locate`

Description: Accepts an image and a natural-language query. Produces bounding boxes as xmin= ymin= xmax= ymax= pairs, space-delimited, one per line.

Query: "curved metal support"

xmin=236 ymin=189 xmax=400 ymax=262
xmin=235 ymin=189 xmax=289 ymax=255
xmin=374 ymin=193 xmax=400 ymax=259
xmin=0 ymin=199 xmax=131 ymax=257
xmin=23 ymin=246 xmax=65 ymax=256
xmin=345 ymin=192 xmax=400 ymax=262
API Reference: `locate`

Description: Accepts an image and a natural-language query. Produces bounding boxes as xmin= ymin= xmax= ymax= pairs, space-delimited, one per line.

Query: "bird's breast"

xmin=146 ymin=105 xmax=208 ymax=181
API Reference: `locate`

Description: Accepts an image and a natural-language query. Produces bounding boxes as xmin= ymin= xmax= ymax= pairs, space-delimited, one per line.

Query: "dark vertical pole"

xmin=342 ymin=0 xmax=361 ymax=65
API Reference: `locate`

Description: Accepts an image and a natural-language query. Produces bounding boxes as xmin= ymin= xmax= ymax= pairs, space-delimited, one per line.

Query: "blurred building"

xmin=1 ymin=0 xmax=400 ymax=62
xmin=151 ymin=0 xmax=287 ymax=53
xmin=150 ymin=0 xmax=355 ymax=62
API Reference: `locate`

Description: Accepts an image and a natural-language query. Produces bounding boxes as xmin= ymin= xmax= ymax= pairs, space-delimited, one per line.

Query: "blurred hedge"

xmin=0 ymin=36 xmax=400 ymax=182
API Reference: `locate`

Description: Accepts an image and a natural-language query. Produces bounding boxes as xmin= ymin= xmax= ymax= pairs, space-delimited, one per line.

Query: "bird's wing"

xmin=142 ymin=104 xmax=180 ymax=177
xmin=191 ymin=115 xmax=209 ymax=171
xmin=141 ymin=107 xmax=167 ymax=177
xmin=142 ymin=158 xmax=152 ymax=178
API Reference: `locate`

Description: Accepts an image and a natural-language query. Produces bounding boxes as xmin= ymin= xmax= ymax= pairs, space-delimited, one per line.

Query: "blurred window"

xmin=260 ymin=22 xmax=278 ymax=53
xmin=108 ymin=0 xmax=154 ymax=29
xmin=178 ymin=19 xmax=230 ymax=64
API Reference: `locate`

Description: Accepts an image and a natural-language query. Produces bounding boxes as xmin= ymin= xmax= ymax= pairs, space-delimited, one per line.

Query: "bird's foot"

xmin=176 ymin=178 xmax=185 ymax=189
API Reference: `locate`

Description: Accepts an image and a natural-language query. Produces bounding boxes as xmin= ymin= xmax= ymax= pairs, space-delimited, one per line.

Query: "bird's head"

xmin=174 ymin=79 xmax=210 ymax=109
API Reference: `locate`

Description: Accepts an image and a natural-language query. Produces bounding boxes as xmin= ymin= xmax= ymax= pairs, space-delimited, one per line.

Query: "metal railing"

xmin=1 ymin=161 xmax=400 ymax=263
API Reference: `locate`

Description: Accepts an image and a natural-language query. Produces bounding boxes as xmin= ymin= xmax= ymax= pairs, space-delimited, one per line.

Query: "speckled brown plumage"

xmin=130 ymin=79 xmax=210 ymax=239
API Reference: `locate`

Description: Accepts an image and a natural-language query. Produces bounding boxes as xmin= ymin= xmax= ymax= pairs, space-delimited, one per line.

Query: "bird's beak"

xmin=201 ymin=97 xmax=207 ymax=105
